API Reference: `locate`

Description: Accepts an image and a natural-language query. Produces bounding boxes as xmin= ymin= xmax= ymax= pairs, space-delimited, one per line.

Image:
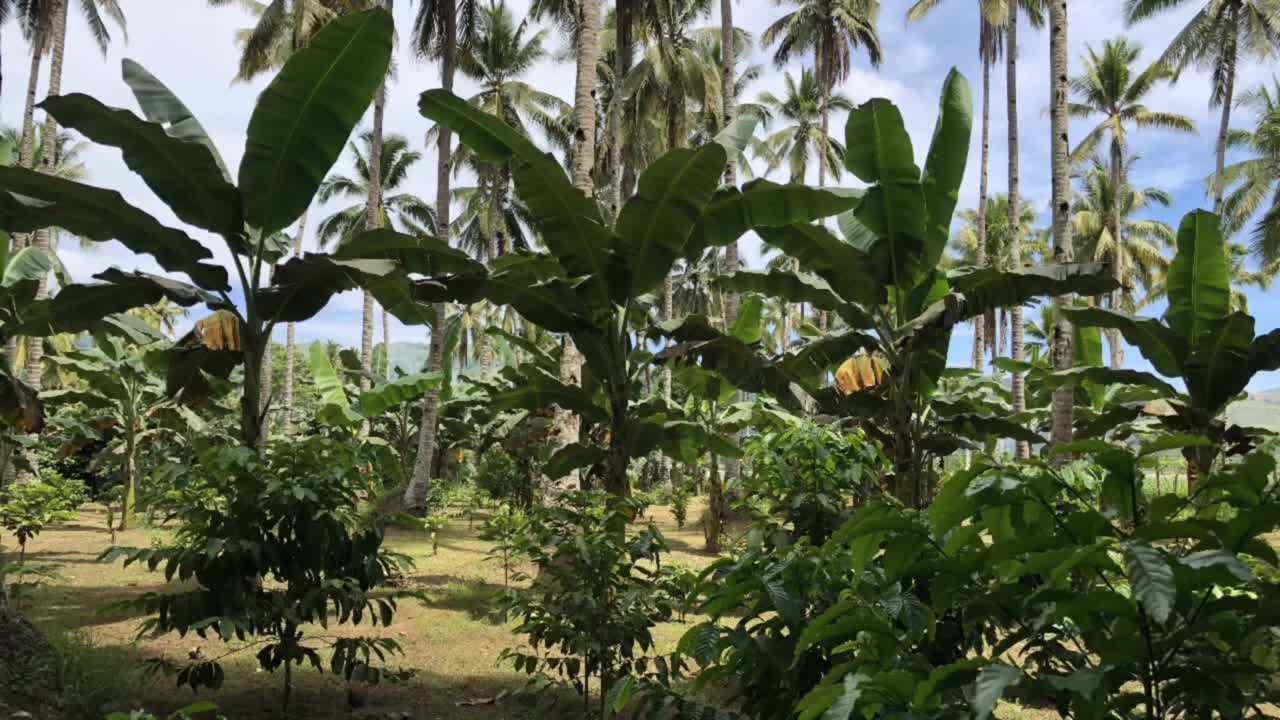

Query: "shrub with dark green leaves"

xmin=479 ymin=503 xmax=530 ymax=588
xmin=670 ymin=483 xmax=691 ymax=530
xmin=100 ymin=437 xmax=412 ymax=712
xmin=474 ymin=448 xmax=535 ymax=506
xmin=743 ymin=423 xmax=882 ymax=543
xmin=0 ymin=481 xmax=77 ymax=561
xmin=500 ymin=493 xmax=674 ymax=716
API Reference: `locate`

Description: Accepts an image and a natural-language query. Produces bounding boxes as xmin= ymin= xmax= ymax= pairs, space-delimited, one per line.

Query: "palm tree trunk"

xmin=997 ymin=307 xmax=1006 ymax=359
xmin=25 ymin=0 xmax=67 ymax=411
xmin=975 ymin=53 xmax=991 ymax=370
xmin=557 ymin=0 xmax=602 ymax=495
xmin=361 ymin=79 xmax=387 ymax=395
xmin=1212 ymin=5 xmax=1239 ymax=216
xmin=817 ymin=47 xmax=830 ymax=189
xmin=1109 ymin=136 xmax=1125 ymax=369
xmin=1007 ymin=5 xmax=1028 ymax=459
xmin=607 ymin=0 xmax=633 ymax=219
xmin=382 ymin=306 xmax=391 ymax=375
xmin=283 ymin=211 xmax=307 ymax=434
xmin=260 ymin=266 xmax=273 ymax=428
xmin=720 ymin=0 xmax=742 ymax=497
xmin=406 ymin=0 xmax=457 ymax=512
xmin=1048 ymin=0 xmax=1076 ymax=454
xmin=7 ymin=34 xmax=45 ymax=376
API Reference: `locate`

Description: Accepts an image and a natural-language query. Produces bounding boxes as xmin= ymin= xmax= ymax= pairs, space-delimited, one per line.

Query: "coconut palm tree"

xmin=442 ymin=2 xmax=571 ymax=258
xmin=762 ymin=0 xmax=881 ymax=188
xmin=1125 ymin=0 xmax=1280 ymax=214
xmin=1072 ymin=155 xmax=1176 ymax=320
xmin=315 ymin=131 xmax=436 ymax=248
xmin=624 ymin=0 xmax=721 ymax=153
xmin=752 ymin=68 xmax=850 ymax=183
xmin=1214 ymin=77 xmax=1280 ymax=264
xmin=20 ymin=0 xmax=124 ymax=403
xmin=908 ymin=0 xmax=1006 ymax=370
xmin=207 ymin=0 xmax=351 ymax=80
xmin=1047 ymin=0 xmax=1073 ymax=451
xmin=1068 ymin=37 xmax=1196 ymax=367
xmin=406 ymin=0 xmax=478 ymax=511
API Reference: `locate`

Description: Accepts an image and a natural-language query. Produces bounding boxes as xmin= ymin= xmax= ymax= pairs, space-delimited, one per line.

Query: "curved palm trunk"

xmin=7 ymin=34 xmax=45 ymax=376
xmin=976 ymin=52 xmax=992 ymax=369
xmin=558 ymin=0 xmax=602 ymax=495
xmin=1048 ymin=0 xmax=1076 ymax=454
xmin=406 ymin=0 xmax=458 ymax=512
xmin=283 ymin=211 xmax=307 ymax=434
xmin=818 ymin=45 xmax=831 ymax=189
xmin=1212 ymin=5 xmax=1239 ymax=216
xmin=1007 ymin=6 xmax=1028 ymax=459
xmin=1109 ymin=136 xmax=1125 ymax=369
xmin=714 ymin=0 xmax=738 ymax=551
xmin=382 ymin=306 xmax=391 ymax=375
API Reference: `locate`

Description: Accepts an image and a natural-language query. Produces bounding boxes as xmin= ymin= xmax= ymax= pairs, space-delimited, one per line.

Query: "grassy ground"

xmin=4 ymin=502 xmax=723 ymax=720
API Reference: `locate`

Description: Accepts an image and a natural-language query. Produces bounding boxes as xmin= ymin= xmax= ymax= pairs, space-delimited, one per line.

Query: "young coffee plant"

xmin=0 ymin=481 xmax=77 ymax=562
xmin=100 ymin=437 xmax=412 ymax=712
xmin=479 ymin=503 xmax=531 ymax=588
xmin=499 ymin=493 xmax=674 ymax=716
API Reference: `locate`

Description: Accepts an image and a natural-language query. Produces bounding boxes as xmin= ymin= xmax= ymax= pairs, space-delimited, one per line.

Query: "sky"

xmin=2 ymin=0 xmax=1278 ymax=388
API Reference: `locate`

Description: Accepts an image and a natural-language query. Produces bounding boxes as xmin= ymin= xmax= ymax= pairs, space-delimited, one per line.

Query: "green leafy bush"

xmin=743 ymin=424 xmax=882 ymax=543
xmin=500 ymin=493 xmax=674 ymax=715
xmin=479 ymin=503 xmax=530 ymax=588
xmin=100 ymin=437 xmax=412 ymax=712
xmin=0 ymin=482 xmax=77 ymax=560
xmin=474 ymin=448 xmax=534 ymax=505
xmin=670 ymin=483 xmax=691 ymax=530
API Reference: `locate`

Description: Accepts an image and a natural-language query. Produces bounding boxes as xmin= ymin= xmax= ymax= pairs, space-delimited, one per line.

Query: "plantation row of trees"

xmin=0 ymin=0 xmax=1279 ymax=718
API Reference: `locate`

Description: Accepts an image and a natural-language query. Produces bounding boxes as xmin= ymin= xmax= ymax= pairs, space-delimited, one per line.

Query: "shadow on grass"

xmin=412 ymin=576 xmax=511 ymax=625
xmin=24 ymin=581 xmax=169 ymax=629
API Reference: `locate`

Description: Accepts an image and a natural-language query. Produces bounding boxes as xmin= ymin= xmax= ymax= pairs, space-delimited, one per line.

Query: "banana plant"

xmin=308 ymin=342 xmax=443 ymax=482
xmin=40 ymin=323 xmax=203 ymax=530
xmin=0 ymin=9 xmax=442 ymax=449
xmin=665 ymin=69 xmax=1118 ymax=507
xmin=1064 ymin=210 xmax=1280 ymax=488
xmin=410 ymin=90 xmax=862 ymax=496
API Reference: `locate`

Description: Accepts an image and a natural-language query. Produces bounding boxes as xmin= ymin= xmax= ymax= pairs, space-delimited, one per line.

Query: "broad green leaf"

xmin=25 ymin=270 xmax=227 ymax=337
xmin=1165 ymin=210 xmax=1229 ymax=345
xmin=617 ymin=145 xmax=726 ymax=296
xmin=1 ymin=247 xmax=52 ymax=287
xmin=1123 ymin=542 xmax=1175 ymax=624
xmin=358 ymin=372 xmax=442 ymax=417
xmin=1184 ymin=311 xmax=1255 ymax=416
xmin=488 ymin=367 xmax=607 ymax=423
xmin=1064 ymin=306 xmax=1186 ymax=377
xmin=336 ymin=229 xmax=486 ymax=276
xmin=258 ymin=255 xmax=396 ymax=323
xmin=972 ymin=663 xmax=1021 ymax=719
xmin=309 ymin=342 xmax=361 ymax=427
xmin=1139 ymin=433 xmax=1211 ymax=457
xmin=854 ymin=182 xmax=927 ymax=291
xmin=1041 ymin=367 xmax=1179 ymax=398
xmin=122 ymin=59 xmax=229 ymax=179
xmin=781 ymin=331 xmax=881 ymax=388
xmin=716 ymin=270 xmax=873 ymax=329
xmin=713 ymin=114 xmax=759 ymax=157
xmin=419 ymin=90 xmax=611 ymax=292
xmin=0 ymin=363 xmax=44 ymax=433
xmin=844 ymin=98 xmax=920 ymax=184
xmin=729 ymin=294 xmax=763 ymax=344
xmin=655 ymin=330 xmax=805 ymax=411
xmin=920 ymin=68 xmax=972 ymax=271
xmin=0 ymin=167 xmax=227 ymax=290
xmin=754 ymin=224 xmax=879 ymax=307
xmin=40 ymin=93 xmax=241 ymax=237
xmin=1249 ymin=328 xmax=1280 ymax=376
xmin=902 ymin=264 xmax=1117 ymax=346
xmin=545 ymin=443 xmax=607 ymax=480
xmin=685 ymin=180 xmax=861 ymax=260
xmin=939 ymin=413 xmax=1044 ymax=445
xmin=1076 ymin=323 xmax=1104 ymax=368
xmin=240 ymin=8 xmax=393 ymax=235
xmin=820 ymin=673 xmax=865 ymax=720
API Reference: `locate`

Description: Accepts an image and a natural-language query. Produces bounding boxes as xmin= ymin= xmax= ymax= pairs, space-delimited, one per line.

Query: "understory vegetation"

xmin=2 ymin=0 xmax=1280 ymax=718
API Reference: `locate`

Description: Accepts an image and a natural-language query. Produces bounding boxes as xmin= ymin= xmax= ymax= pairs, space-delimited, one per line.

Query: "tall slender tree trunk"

xmin=817 ymin=46 xmax=830 ymax=189
xmin=361 ymin=80 xmax=387 ymax=394
xmin=6 ymin=36 xmax=45 ymax=376
xmin=406 ymin=0 xmax=458 ymax=512
xmin=1212 ymin=5 xmax=1238 ymax=216
xmin=260 ymin=266 xmax=273 ymax=428
xmin=975 ymin=53 xmax=991 ymax=369
xmin=607 ymin=0 xmax=633 ymax=219
xmin=717 ymin=0 xmax=739 ymax=541
xmin=283 ymin=212 xmax=307 ymax=434
xmin=1007 ymin=5 xmax=1028 ymax=459
xmin=1048 ymin=0 xmax=1075 ymax=453
xmin=558 ymin=0 xmax=602 ymax=495
xmin=382 ymin=306 xmax=391 ymax=375
xmin=23 ymin=0 xmax=67 ymax=478
xmin=1109 ymin=136 xmax=1125 ymax=369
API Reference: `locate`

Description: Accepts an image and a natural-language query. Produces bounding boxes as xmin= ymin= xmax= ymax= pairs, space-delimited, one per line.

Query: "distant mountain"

xmin=1227 ymin=388 xmax=1280 ymax=431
